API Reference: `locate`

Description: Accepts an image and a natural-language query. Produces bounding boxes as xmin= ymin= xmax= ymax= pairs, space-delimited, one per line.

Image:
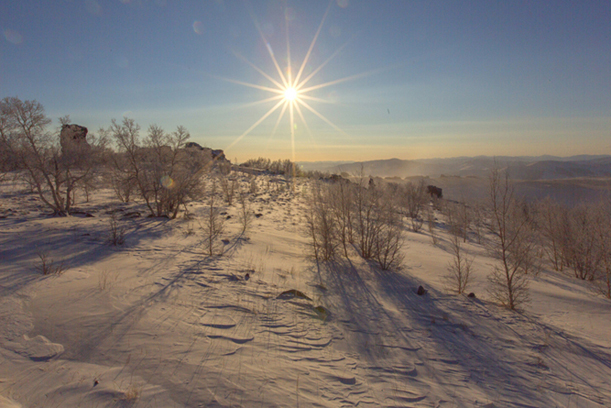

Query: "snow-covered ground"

xmin=1 ymin=174 xmax=611 ymax=407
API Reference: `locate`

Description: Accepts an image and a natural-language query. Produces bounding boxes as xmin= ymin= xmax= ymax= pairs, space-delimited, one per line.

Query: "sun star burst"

xmin=222 ymin=2 xmax=368 ymax=162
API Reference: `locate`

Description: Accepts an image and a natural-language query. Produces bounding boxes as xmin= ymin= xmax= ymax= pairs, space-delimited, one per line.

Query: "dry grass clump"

xmin=107 ymin=213 xmax=126 ymax=246
xmin=118 ymin=382 xmax=142 ymax=405
xmin=35 ymin=251 xmax=66 ymax=276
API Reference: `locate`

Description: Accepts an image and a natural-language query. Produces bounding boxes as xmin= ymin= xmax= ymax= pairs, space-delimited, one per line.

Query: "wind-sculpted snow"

xmin=1 ymin=176 xmax=611 ymax=407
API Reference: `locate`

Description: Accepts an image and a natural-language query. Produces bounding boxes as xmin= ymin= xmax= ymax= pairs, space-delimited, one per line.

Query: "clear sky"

xmin=1 ymin=0 xmax=610 ymax=162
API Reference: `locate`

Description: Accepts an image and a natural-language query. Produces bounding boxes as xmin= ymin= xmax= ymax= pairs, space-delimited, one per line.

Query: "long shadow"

xmin=321 ymin=255 xmax=571 ymax=405
xmin=42 ymin=249 xmax=220 ymax=363
xmin=370 ymin=264 xmax=611 ymax=405
xmin=323 ymin=258 xmax=409 ymax=360
xmin=0 ymin=215 xmax=174 ymax=296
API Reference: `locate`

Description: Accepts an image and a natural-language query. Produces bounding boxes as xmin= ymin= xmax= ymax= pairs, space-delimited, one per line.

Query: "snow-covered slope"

xmin=1 ymin=175 xmax=611 ymax=407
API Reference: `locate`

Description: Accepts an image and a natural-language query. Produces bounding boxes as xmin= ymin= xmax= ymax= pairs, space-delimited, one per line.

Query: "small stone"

xmin=417 ymin=286 xmax=427 ymax=296
xmin=244 ymin=273 xmax=250 ymax=281
xmin=467 ymin=292 xmax=476 ymax=298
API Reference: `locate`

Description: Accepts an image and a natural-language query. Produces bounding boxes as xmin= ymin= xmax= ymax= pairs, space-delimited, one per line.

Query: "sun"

xmin=284 ymin=87 xmax=298 ymax=102
xmin=220 ymin=3 xmax=370 ymax=160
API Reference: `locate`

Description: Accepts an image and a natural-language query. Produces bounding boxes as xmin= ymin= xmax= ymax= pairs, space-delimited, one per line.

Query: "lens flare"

xmin=193 ymin=21 xmax=204 ymax=35
xmin=161 ymin=175 xmax=174 ymax=189
xmin=3 ymin=29 xmax=23 ymax=45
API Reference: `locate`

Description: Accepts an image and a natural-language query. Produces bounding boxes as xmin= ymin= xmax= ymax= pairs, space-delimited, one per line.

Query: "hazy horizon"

xmin=2 ymin=0 xmax=610 ymax=162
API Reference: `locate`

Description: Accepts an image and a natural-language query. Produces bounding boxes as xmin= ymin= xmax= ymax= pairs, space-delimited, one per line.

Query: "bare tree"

xmin=469 ymin=203 xmax=485 ymax=244
xmin=374 ymin=189 xmax=405 ymax=270
xmin=400 ymin=180 xmax=427 ymax=232
xmin=352 ymin=173 xmax=381 ymax=259
xmin=534 ymin=197 xmax=567 ymax=272
xmin=203 ymin=185 xmax=225 ymax=256
xmin=565 ymin=204 xmax=600 ymax=281
xmin=109 ymin=118 xmax=207 ymax=218
xmin=592 ymin=201 xmax=611 ymax=298
xmin=0 ymin=113 xmax=14 ymax=182
xmin=0 ymin=97 xmax=106 ymax=215
xmin=486 ymin=166 xmax=534 ymax=310
xmin=305 ymin=182 xmax=338 ymax=262
xmin=444 ymin=233 xmax=473 ymax=294
xmin=328 ymin=180 xmax=353 ymax=258
xmin=219 ymin=173 xmax=238 ymax=205
xmin=237 ymin=190 xmax=254 ymax=235
xmin=445 ymin=201 xmax=470 ymax=242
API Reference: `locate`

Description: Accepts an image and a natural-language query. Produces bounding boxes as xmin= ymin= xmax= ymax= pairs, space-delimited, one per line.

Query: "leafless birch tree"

xmin=486 ymin=166 xmax=535 ymax=310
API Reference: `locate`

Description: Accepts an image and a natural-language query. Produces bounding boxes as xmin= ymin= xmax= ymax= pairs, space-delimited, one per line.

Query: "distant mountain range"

xmin=299 ymin=155 xmax=611 ymax=181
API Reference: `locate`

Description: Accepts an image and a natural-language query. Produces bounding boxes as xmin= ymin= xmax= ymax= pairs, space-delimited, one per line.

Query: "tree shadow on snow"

xmin=320 ymin=257 xmax=577 ymax=406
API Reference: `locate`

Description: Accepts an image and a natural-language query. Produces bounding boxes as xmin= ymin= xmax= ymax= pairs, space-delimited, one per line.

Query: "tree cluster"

xmin=306 ymin=176 xmax=410 ymax=270
xmin=534 ymin=197 xmax=611 ymax=298
xmin=240 ymin=157 xmax=302 ymax=177
xmin=0 ymin=97 xmax=210 ymax=218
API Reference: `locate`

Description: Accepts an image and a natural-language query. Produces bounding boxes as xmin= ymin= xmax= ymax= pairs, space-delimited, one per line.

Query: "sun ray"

xmin=294 ymin=100 xmax=325 ymax=158
xmin=215 ymin=75 xmax=284 ymax=94
xmin=298 ymin=71 xmax=374 ymax=94
xmin=296 ymin=98 xmax=351 ymax=137
xmin=298 ymin=94 xmax=335 ymax=104
xmin=289 ymin=101 xmax=295 ymax=164
xmin=299 ymin=63 xmax=403 ymax=93
xmin=236 ymin=94 xmax=284 ymax=110
xmin=226 ymin=98 xmax=287 ymax=151
xmin=295 ymin=37 xmax=353 ymax=91
xmin=285 ymin=10 xmax=292 ymax=86
xmin=293 ymin=1 xmax=333 ymax=87
xmin=265 ymin=101 xmax=289 ymax=150
xmin=293 ymin=102 xmax=310 ymax=133
xmin=246 ymin=3 xmax=289 ymax=88
xmin=231 ymin=50 xmax=287 ymax=90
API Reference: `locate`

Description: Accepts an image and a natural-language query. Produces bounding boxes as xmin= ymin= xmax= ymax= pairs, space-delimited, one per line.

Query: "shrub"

xmin=35 ymin=251 xmax=66 ymax=275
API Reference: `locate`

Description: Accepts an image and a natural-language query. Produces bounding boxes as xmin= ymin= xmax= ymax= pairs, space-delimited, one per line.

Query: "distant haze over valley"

xmin=299 ymin=155 xmax=611 ymax=206
xmin=299 ymin=155 xmax=611 ymax=179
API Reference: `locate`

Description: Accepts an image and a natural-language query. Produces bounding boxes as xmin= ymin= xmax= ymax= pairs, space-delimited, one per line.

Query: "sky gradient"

xmin=1 ymin=0 xmax=610 ymax=162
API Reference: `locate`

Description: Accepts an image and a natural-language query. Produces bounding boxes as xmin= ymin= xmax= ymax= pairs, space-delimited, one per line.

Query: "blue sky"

xmin=1 ymin=0 xmax=610 ymax=161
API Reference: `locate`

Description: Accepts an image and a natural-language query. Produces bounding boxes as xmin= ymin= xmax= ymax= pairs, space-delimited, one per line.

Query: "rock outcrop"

xmin=185 ymin=142 xmax=228 ymax=162
xmin=60 ymin=124 xmax=89 ymax=155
